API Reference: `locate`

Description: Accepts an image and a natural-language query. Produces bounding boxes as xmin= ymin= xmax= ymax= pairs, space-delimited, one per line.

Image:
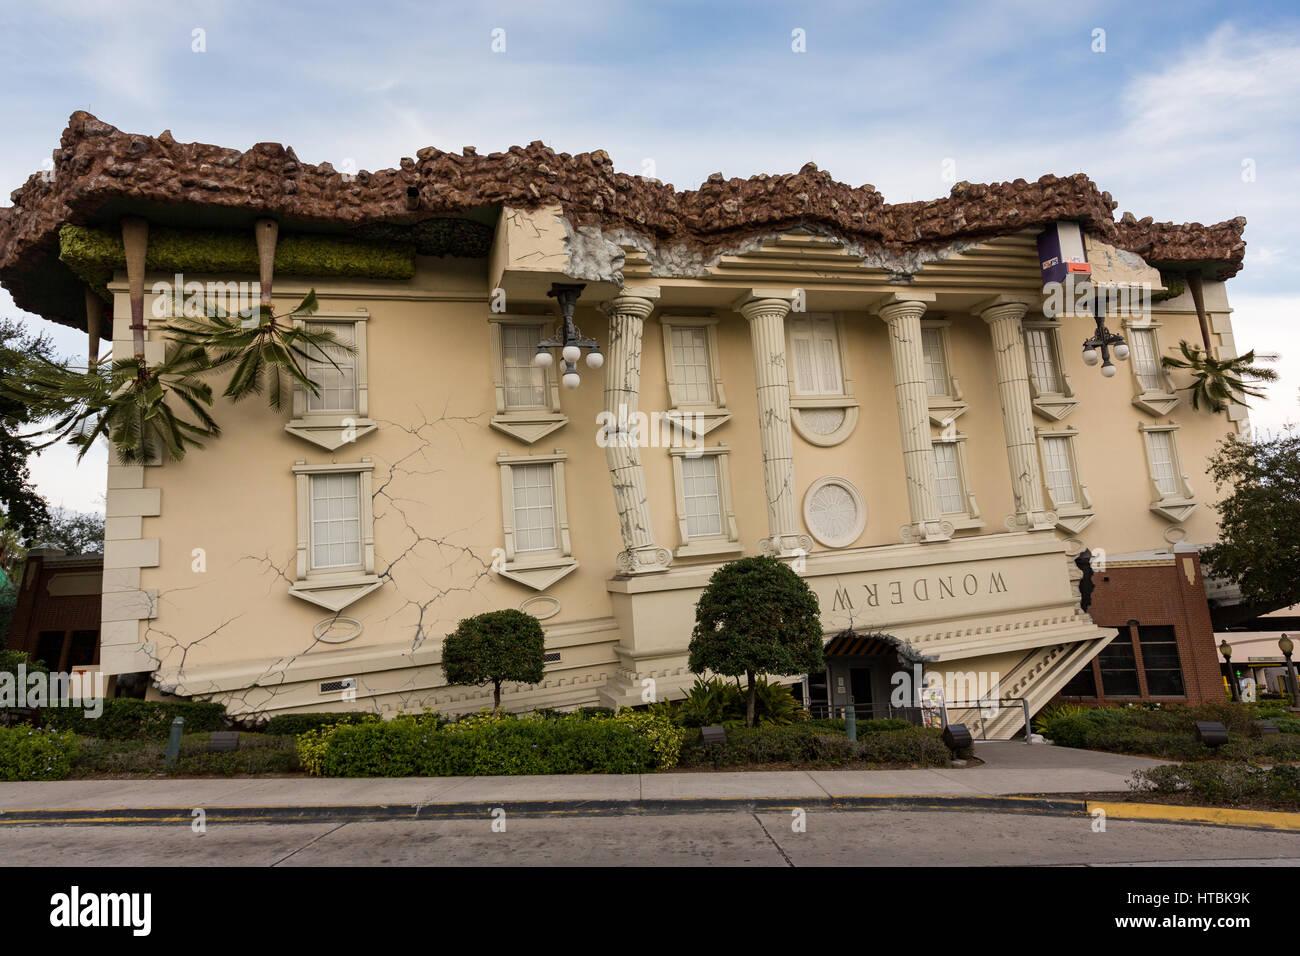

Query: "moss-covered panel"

xmin=58 ymin=224 xmax=416 ymax=302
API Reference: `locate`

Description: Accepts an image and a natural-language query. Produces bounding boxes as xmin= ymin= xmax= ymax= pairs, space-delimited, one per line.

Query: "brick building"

xmin=1057 ymin=549 xmax=1225 ymax=705
xmin=7 ymin=546 xmax=103 ymax=672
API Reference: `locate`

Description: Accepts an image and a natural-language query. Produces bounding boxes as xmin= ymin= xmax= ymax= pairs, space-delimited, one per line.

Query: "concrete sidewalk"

xmin=0 ymin=743 xmax=1168 ymax=815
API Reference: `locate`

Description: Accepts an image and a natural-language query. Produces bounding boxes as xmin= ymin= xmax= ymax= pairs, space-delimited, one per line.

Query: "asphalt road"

xmin=4 ymin=808 xmax=1299 ymax=866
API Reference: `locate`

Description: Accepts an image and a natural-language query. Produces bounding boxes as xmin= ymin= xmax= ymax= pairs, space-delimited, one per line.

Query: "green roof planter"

xmin=60 ymin=224 xmax=416 ymax=302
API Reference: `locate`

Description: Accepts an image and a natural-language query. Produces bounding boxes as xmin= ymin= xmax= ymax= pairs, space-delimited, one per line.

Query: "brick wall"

xmin=1057 ymin=552 xmax=1226 ymax=705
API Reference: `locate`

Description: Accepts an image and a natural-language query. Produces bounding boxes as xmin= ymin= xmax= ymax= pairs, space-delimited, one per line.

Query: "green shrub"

xmin=674 ymin=676 xmax=799 ymax=728
xmin=44 ymin=698 xmax=226 ymax=739
xmin=0 ymin=725 xmax=77 ymax=780
xmin=1131 ymin=761 xmax=1300 ymax=810
xmin=70 ymin=733 xmax=300 ymax=776
xmin=678 ymin=724 xmax=948 ymax=769
xmin=303 ymin=709 xmax=686 ymax=777
xmin=263 ymin=711 xmax=382 ymax=736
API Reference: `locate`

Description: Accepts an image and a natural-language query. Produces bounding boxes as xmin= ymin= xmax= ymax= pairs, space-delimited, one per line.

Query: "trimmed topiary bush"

xmin=442 ymin=609 xmax=546 ymax=710
xmin=689 ymin=556 xmax=824 ymax=727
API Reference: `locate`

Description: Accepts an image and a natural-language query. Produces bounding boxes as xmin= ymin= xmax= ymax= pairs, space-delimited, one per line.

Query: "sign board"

xmin=1037 ymin=221 xmax=1091 ymax=286
xmin=919 ymin=682 xmax=948 ymax=729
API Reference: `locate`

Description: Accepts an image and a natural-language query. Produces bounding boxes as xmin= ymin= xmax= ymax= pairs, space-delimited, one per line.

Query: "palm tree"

xmin=1161 ymin=340 xmax=1278 ymax=413
xmin=166 ymin=290 xmax=352 ymax=410
xmin=2 ymin=290 xmax=352 ymax=464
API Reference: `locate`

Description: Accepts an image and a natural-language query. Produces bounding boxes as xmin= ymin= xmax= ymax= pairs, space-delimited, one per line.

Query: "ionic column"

xmin=875 ymin=295 xmax=951 ymax=543
xmin=737 ymin=293 xmax=812 ymax=557
xmin=978 ymin=296 xmax=1055 ymax=532
xmin=602 ymin=288 xmax=671 ymax=574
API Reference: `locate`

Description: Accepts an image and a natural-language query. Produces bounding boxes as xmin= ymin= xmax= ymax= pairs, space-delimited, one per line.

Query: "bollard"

xmin=845 ymin=705 xmax=857 ymax=742
xmin=164 ymin=716 xmax=184 ymax=769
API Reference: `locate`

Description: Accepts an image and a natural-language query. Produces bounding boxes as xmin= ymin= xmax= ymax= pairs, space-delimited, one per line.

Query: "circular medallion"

xmin=803 ymin=477 xmax=867 ymax=548
xmin=313 ymin=616 xmax=364 ymax=644
xmin=520 ymin=595 xmax=561 ymax=620
xmin=1163 ymin=525 xmax=1187 ymax=545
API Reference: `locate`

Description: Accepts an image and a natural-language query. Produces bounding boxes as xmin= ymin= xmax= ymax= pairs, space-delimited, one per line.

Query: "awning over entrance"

xmin=823 ymin=632 xmax=898 ymax=657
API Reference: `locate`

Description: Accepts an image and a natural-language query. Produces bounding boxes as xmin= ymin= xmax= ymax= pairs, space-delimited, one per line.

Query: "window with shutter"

xmin=789 ymin=315 xmax=843 ymax=396
xmin=1146 ymin=430 xmax=1178 ymax=495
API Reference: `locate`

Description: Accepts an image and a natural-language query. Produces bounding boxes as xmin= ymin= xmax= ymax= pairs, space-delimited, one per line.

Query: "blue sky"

xmin=2 ymin=0 xmax=1298 ymax=512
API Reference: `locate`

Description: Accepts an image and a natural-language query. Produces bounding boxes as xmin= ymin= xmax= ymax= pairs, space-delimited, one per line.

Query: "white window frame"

xmin=920 ymin=318 xmax=968 ymax=427
xmin=289 ymin=458 xmax=383 ymax=612
xmin=1123 ymin=320 xmax=1180 ymax=416
xmin=785 ymin=312 xmax=859 ymax=446
xmin=1034 ymin=427 xmax=1095 ymax=534
xmin=285 ymin=310 xmax=377 ymax=450
xmin=668 ymin=445 xmax=742 ymax=558
xmin=659 ymin=315 xmax=731 ymax=437
xmin=1138 ymin=422 xmax=1197 ymax=523
xmin=930 ymin=434 xmax=982 ymax=530
xmin=496 ymin=449 xmax=579 ymax=589
xmin=1021 ymin=318 xmax=1078 ymax=422
xmin=489 ymin=316 xmax=568 ymax=444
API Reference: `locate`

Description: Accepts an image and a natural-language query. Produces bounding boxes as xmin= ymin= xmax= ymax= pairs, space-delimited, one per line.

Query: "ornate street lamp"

xmin=1080 ymin=282 xmax=1130 ymax=378
xmin=1279 ymin=634 xmax=1299 ymax=704
xmin=533 ymin=283 xmax=602 ymax=389
xmin=1219 ymin=638 xmax=1240 ymax=702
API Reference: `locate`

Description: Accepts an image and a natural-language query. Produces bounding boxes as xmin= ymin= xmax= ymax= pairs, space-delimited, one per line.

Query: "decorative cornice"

xmin=1 ymin=111 xmax=1247 ymax=329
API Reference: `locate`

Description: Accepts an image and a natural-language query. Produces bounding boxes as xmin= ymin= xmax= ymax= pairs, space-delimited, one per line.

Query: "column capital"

xmin=732 ymin=288 xmax=796 ymax=319
xmin=874 ymin=294 xmax=933 ymax=323
xmin=602 ymin=286 xmax=660 ymax=319
xmin=974 ymin=293 xmax=1038 ymax=324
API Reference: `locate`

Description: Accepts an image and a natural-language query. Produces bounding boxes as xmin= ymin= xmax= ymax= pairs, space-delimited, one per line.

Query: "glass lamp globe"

xmin=562 ymin=370 xmax=581 ymax=389
xmin=562 ymin=344 xmax=581 ymax=364
xmin=1113 ymin=342 xmax=1130 ymax=361
xmin=533 ymin=349 xmax=553 ymax=368
xmin=586 ymin=349 xmax=604 ymax=369
xmin=1101 ymin=362 xmax=1117 ymax=378
xmin=1082 ymin=348 xmax=1100 ymax=367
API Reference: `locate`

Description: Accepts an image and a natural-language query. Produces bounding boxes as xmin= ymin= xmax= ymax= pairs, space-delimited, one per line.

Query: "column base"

xmin=615 ymin=546 xmax=673 ymax=575
xmin=899 ymin=520 xmax=954 ymax=544
xmin=758 ymin=533 xmax=814 ymax=559
xmin=1004 ymin=511 xmax=1059 ymax=533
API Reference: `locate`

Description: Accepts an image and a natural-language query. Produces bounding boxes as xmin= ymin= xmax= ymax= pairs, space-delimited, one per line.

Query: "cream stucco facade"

xmin=93 ymin=205 xmax=1245 ymax=735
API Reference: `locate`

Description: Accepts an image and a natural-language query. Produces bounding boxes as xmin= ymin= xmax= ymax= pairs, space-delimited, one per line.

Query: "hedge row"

xmin=43 ymin=699 xmax=226 ymax=740
xmin=299 ymin=710 xmax=686 ymax=777
xmin=0 ymin=726 xmax=77 ymax=781
xmin=1132 ymin=762 xmax=1300 ymax=810
xmin=71 ymin=733 xmax=300 ymax=777
xmin=263 ymin=712 xmax=381 ymax=737
xmin=678 ymin=724 xmax=950 ymax=769
xmin=1043 ymin=714 xmax=1300 ymax=762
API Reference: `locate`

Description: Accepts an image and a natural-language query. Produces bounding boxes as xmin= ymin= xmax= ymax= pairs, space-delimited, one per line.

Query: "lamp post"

xmin=532 ymin=283 xmax=602 ymax=389
xmin=1279 ymin=634 xmax=1299 ymax=706
xmin=1219 ymin=639 xmax=1240 ymax=702
xmin=1080 ymin=282 xmax=1130 ymax=378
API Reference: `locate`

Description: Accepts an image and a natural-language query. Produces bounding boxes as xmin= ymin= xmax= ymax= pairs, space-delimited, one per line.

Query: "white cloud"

xmin=1224 ymin=293 xmax=1300 ymax=435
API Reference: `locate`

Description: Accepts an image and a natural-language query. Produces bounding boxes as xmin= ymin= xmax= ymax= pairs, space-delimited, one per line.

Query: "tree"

xmin=1201 ymin=431 xmax=1300 ymax=609
xmin=28 ymin=508 xmax=104 ymax=555
xmin=442 ymin=609 xmax=547 ymax=710
xmin=1 ymin=290 xmax=349 ymax=465
xmin=688 ymin=556 xmax=824 ymax=727
xmin=1161 ymin=340 xmax=1278 ymax=413
xmin=0 ymin=318 xmax=55 ymax=537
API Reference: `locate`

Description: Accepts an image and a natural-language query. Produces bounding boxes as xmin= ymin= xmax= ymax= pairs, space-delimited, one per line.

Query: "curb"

xmin=0 ymin=794 xmax=1087 ymax=826
xmin=1087 ymin=800 xmax=1300 ymax=833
